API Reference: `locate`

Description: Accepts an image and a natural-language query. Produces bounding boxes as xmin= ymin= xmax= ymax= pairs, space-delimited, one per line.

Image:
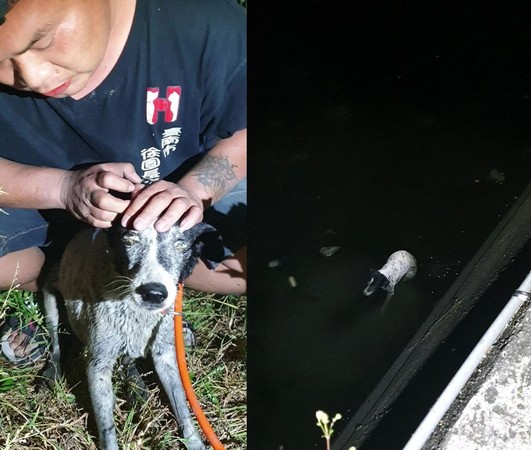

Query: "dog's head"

xmin=363 ymin=269 xmax=390 ymax=296
xmin=106 ymin=222 xmax=223 ymax=311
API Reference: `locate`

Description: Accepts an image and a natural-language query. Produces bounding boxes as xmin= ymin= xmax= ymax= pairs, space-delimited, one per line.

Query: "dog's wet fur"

xmin=42 ymin=222 xmax=222 ymax=450
xmin=363 ymin=250 xmax=417 ymax=300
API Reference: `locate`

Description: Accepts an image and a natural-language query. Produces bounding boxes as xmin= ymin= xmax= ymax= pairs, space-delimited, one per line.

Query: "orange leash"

xmin=174 ymin=283 xmax=225 ymax=450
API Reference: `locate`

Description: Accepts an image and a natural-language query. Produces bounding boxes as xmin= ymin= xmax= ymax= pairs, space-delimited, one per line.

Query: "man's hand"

xmin=119 ymin=129 xmax=246 ymax=233
xmin=60 ymin=163 xmax=142 ymax=228
xmin=121 ymin=180 xmax=204 ymax=232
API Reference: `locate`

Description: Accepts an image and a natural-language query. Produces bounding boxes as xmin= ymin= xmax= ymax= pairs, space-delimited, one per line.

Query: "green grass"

xmin=0 ymin=288 xmax=44 ymax=331
xmin=0 ymin=288 xmax=247 ymax=449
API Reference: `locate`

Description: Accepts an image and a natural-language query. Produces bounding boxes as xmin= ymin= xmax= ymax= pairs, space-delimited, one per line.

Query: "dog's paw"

xmin=183 ymin=435 xmax=206 ymax=450
xmin=125 ymin=379 xmax=149 ymax=406
xmin=36 ymin=361 xmax=63 ymax=391
xmin=123 ymin=360 xmax=149 ymax=405
xmin=183 ymin=321 xmax=196 ymax=348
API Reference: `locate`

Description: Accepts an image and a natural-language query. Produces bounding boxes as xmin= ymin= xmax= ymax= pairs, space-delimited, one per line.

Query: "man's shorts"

xmin=0 ymin=179 xmax=246 ymax=266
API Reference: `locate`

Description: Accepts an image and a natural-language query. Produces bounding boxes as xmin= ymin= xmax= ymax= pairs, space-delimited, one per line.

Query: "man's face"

xmin=0 ymin=0 xmax=112 ymax=98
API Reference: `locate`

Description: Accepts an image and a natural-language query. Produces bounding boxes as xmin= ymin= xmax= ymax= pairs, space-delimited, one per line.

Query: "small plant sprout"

xmin=316 ymin=410 xmax=356 ymax=450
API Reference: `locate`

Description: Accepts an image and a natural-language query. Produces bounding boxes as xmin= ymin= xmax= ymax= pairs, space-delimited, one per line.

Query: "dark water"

xmin=359 ymin=241 xmax=531 ymax=450
xmin=248 ymin=2 xmax=531 ymax=448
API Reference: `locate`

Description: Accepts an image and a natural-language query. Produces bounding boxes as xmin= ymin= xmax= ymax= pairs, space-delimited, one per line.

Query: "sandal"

xmin=0 ymin=315 xmax=47 ymax=367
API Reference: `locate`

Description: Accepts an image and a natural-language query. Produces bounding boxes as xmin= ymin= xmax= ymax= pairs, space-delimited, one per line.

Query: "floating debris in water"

xmin=319 ymin=246 xmax=341 ymax=257
xmin=488 ymin=168 xmax=505 ymax=184
xmin=474 ymin=168 xmax=506 ymax=184
xmin=288 ymin=276 xmax=297 ymax=288
xmin=267 ymin=259 xmax=282 ymax=269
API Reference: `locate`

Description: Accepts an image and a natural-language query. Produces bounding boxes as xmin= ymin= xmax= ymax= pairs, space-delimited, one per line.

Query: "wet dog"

xmin=42 ymin=222 xmax=222 ymax=450
xmin=363 ymin=250 xmax=417 ymax=300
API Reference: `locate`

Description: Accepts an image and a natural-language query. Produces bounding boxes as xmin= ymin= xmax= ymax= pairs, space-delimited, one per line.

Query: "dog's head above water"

xmin=363 ymin=268 xmax=390 ymax=297
xmin=103 ymin=222 xmax=223 ymax=311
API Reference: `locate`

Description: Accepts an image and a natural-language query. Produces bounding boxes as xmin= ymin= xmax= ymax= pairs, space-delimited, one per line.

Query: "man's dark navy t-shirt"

xmin=0 ymin=0 xmax=246 ymax=183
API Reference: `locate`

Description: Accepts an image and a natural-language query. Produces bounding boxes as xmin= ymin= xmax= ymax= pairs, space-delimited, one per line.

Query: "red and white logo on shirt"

xmin=146 ymin=86 xmax=181 ymax=124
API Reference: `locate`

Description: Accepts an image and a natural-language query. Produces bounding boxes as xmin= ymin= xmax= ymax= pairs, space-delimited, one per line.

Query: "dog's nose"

xmin=136 ymin=283 xmax=168 ymax=304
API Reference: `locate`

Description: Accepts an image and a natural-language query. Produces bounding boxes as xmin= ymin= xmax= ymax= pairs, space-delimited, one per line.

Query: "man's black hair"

xmin=0 ymin=0 xmax=8 ymax=25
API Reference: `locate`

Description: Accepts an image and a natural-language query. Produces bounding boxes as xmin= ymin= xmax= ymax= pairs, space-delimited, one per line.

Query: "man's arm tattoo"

xmin=191 ymin=154 xmax=237 ymax=196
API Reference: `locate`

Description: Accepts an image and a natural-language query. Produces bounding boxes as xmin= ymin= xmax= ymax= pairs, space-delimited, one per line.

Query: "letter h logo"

xmin=146 ymin=86 xmax=181 ymax=124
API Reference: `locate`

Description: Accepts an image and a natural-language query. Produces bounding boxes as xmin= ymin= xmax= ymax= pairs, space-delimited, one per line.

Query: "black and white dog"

xmin=363 ymin=250 xmax=417 ymax=300
xmin=42 ymin=222 xmax=222 ymax=450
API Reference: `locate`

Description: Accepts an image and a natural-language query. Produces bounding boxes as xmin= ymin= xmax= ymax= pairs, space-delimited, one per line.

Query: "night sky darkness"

xmin=248 ymin=2 xmax=531 ymax=449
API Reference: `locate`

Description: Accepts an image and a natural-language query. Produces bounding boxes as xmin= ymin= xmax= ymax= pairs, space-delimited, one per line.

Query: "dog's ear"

xmin=180 ymin=222 xmax=225 ymax=277
xmin=106 ymin=224 xmax=129 ymax=248
xmin=182 ymin=222 xmax=218 ymax=243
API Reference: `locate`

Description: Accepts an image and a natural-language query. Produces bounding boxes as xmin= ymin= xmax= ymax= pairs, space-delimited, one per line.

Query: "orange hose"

xmin=174 ymin=283 xmax=225 ymax=450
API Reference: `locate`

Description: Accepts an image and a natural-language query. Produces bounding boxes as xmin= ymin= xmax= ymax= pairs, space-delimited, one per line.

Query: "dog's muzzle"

xmin=136 ymin=282 xmax=169 ymax=304
xmin=363 ymin=287 xmax=374 ymax=296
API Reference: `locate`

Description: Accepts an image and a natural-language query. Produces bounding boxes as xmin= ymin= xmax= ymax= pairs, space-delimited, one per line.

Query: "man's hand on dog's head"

xmin=120 ymin=180 xmax=204 ymax=233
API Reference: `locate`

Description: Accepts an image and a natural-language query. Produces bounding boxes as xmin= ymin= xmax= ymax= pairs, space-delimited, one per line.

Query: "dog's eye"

xmin=123 ymin=233 xmax=140 ymax=246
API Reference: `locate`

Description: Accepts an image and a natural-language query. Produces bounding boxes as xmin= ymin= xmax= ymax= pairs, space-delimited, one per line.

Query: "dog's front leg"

xmin=86 ymin=349 xmax=120 ymax=450
xmin=152 ymin=343 xmax=205 ymax=450
xmin=41 ymin=288 xmax=63 ymax=385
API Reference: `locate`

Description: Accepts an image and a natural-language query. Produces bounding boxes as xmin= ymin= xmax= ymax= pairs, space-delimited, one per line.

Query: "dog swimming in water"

xmin=363 ymin=250 xmax=417 ymax=300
